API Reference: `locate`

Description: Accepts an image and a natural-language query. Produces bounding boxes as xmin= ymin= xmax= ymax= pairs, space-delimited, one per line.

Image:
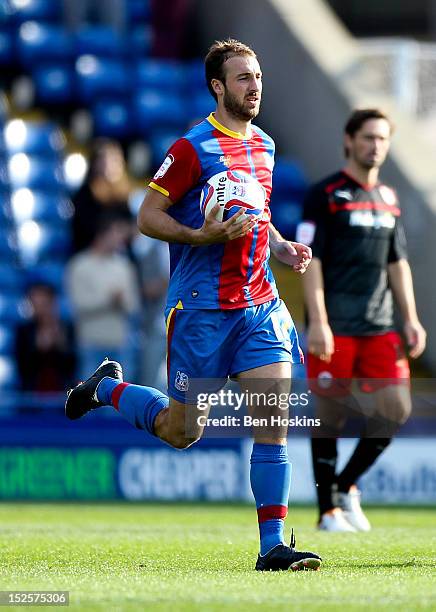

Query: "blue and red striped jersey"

xmin=149 ymin=113 xmax=278 ymax=310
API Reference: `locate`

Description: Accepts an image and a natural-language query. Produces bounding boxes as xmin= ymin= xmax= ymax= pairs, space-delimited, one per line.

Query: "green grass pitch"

xmin=0 ymin=503 xmax=435 ymax=610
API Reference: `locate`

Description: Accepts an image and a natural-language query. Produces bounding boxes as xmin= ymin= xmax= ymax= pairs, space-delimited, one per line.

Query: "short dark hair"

xmin=205 ymin=38 xmax=257 ymax=101
xmin=345 ymin=108 xmax=393 ymax=137
xmin=85 ymin=138 xmax=124 ymax=182
xmin=27 ymin=282 xmax=57 ymax=298
xmin=344 ymin=108 xmax=393 ymax=157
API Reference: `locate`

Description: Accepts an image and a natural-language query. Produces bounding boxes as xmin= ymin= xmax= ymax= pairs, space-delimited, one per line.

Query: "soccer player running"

xmin=66 ymin=39 xmax=322 ymax=571
xmin=298 ymin=109 xmax=426 ymax=532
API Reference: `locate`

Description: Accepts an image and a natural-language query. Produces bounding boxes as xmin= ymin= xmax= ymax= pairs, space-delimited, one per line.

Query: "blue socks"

xmin=97 ymin=378 xmax=168 ymax=436
xmin=96 ymin=382 xmax=291 ymax=555
xmin=250 ymin=443 xmax=291 ymax=556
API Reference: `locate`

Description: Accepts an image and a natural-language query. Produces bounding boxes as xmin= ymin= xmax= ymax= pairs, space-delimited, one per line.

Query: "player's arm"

xmin=138 ymin=188 xmax=254 ymax=245
xmin=268 ymin=223 xmax=311 ymax=274
xmin=301 ymin=258 xmax=334 ymax=362
xmin=388 ymin=258 xmax=426 ymax=358
xmin=298 ymin=185 xmax=334 ymax=361
xmin=138 ymin=137 xmax=254 ymax=246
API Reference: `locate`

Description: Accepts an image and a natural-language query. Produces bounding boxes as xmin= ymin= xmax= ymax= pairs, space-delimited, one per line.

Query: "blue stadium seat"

xmin=11 ymin=189 xmax=72 ymax=224
xmin=17 ymin=22 xmax=73 ymax=67
xmin=33 ymin=65 xmax=75 ymax=104
xmin=74 ymin=26 xmax=126 ymax=58
xmin=0 ymin=160 xmax=10 ymax=190
xmin=0 ymin=190 xmax=13 ymax=223
xmin=92 ymin=100 xmax=130 ymax=138
xmin=7 ymin=0 xmax=62 ymax=24
xmin=134 ymin=89 xmax=187 ymax=133
xmin=0 ymin=228 xmax=18 ymax=260
xmin=149 ymin=130 xmax=182 ymax=167
xmin=136 ymin=59 xmax=185 ymax=90
xmin=0 ymin=3 xmax=13 ymax=27
xmin=0 ymin=325 xmax=14 ymax=354
xmin=58 ymin=294 xmax=73 ymax=322
xmin=190 ymin=91 xmax=214 ymax=121
xmin=76 ymin=55 xmax=131 ymax=103
xmin=128 ymin=25 xmax=151 ymax=57
xmin=269 ymin=199 xmax=303 ymax=241
xmin=0 ymin=264 xmax=23 ymax=293
xmin=0 ymin=30 xmax=13 ymax=64
xmin=8 ymin=155 xmax=65 ymax=190
xmin=0 ymin=295 xmax=24 ymax=324
xmin=24 ymin=262 xmax=65 ymax=292
xmin=17 ymin=222 xmax=71 ymax=265
xmin=186 ymin=59 xmax=205 ymax=89
xmin=3 ymin=120 xmax=65 ymax=156
xmin=0 ymin=355 xmax=18 ymax=389
xmin=126 ymin=0 xmax=151 ymax=23
xmin=272 ymin=158 xmax=308 ymax=198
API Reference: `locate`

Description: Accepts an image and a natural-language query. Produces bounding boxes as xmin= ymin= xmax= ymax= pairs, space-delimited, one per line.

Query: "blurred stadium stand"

xmin=0 ymin=112 xmax=74 ymax=401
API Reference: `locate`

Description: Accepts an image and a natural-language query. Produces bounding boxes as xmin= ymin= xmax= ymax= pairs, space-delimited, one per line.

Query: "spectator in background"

xmin=63 ymin=0 xmax=126 ymax=33
xmin=67 ymin=217 xmax=140 ymax=380
xmin=71 ymin=139 xmax=134 ymax=254
xmin=15 ymin=283 xmax=77 ymax=392
xmin=132 ymin=233 xmax=169 ymax=389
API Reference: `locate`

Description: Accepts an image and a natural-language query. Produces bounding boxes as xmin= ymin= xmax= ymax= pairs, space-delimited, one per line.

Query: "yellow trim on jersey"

xmin=207 ymin=113 xmax=250 ymax=140
xmin=165 ymin=301 xmax=184 ymax=336
xmin=165 ymin=307 xmax=175 ymax=336
xmin=149 ymin=181 xmax=169 ymax=197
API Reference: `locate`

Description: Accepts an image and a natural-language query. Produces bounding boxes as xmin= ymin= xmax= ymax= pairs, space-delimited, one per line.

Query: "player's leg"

xmin=66 ymin=308 xmax=225 ymax=448
xmin=238 ymin=361 xmax=290 ymax=555
xmin=98 ymin=375 xmax=206 ymax=449
xmin=310 ymin=399 xmax=356 ymax=532
xmin=335 ymin=332 xmax=411 ymax=530
xmin=335 ymin=385 xmax=411 ymax=494
xmin=308 ymin=336 xmax=357 ymax=531
xmin=232 ymin=299 xmax=321 ymax=570
xmin=65 ymin=358 xmax=206 ymax=448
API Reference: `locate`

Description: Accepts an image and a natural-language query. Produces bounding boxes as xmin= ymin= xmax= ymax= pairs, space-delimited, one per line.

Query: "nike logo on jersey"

xmin=334 ymin=190 xmax=353 ymax=200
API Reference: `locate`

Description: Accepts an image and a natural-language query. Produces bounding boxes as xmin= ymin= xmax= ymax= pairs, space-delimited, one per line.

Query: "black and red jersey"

xmin=297 ymin=170 xmax=408 ymax=335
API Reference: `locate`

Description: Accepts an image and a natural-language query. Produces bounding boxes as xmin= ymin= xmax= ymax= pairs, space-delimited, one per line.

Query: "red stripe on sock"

xmin=257 ymin=504 xmax=288 ymax=523
xmin=111 ymin=382 xmax=129 ymax=411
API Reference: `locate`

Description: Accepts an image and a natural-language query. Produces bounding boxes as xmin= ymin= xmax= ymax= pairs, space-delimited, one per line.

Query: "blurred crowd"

xmin=6 ymin=0 xmax=199 ymax=400
xmin=15 ymin=138 xmax=169 ymax=397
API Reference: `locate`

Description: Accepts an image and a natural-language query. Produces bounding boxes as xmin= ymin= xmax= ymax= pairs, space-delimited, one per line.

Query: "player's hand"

xmin=307 ymin=321 xmax=334 ymax=362
xmin=193 ymin=205 xmax=256 ymax=245
xmin=404 ymin=320 xmax=426 ymax=359
xmin=272 ymin=240 xmax=312 ymax=274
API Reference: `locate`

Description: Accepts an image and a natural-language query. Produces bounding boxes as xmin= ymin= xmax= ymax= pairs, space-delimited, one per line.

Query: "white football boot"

xmin=335 ymin=486 xmax=371 ymax=532
xmin=317 ymin=508 xmax=356 ymax=532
